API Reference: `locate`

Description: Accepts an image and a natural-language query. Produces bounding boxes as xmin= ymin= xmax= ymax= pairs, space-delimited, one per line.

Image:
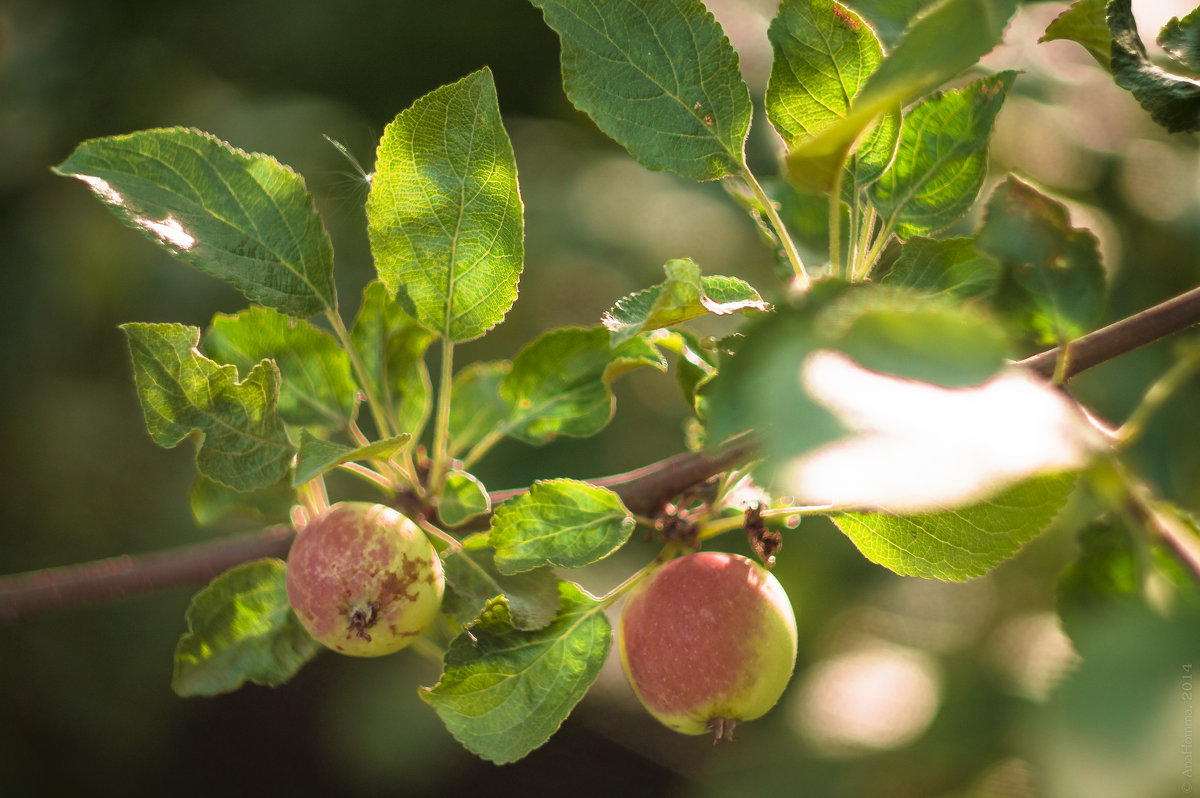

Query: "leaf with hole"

xmin=54 ymin=127 xmax=336 ymax=317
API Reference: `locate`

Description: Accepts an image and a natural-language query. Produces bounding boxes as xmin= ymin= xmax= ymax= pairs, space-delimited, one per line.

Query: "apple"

xmin=618 ymin=551 xmax=798 ymax=741
xmin=286 ymin=502 xmax=444 ymax=657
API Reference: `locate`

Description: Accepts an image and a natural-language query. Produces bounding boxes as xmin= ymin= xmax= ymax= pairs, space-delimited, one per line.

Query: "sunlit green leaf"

xmin=122 ymin=322 xmax=293 ymax=491
xmin=203 ymin=306 xmax=356 ymax=431
xmin=350 ymin=280 xmax=435 ymax=438
xmin=767 ymin=0 xmax=883 ymax=147
xmin=869 ymin=71 xmax=1016 ymax=238
xmin=490 ymin=479 xmax=635 ymax=573
xmin=767 ymin=0 xmax=899 ymax=194
xmin=833 ymin=473 xmax=1078 ymax=580
xmin=367 ymin=68 xmax=523 ymax=342
xmin=421 ymin=581 xmax=610 ymax=763
xmin=1040 ymin=0 xmax=1111 ymax=70
xmin=441 ymin=535 xmax=561 ymax=631
xmin=977 ymin=176 xmax=1107 ymax=345
xmin=602 ymin=258 xmax=767 ymax=346
xmin=1109 ymin=0 xmax=1200 ymax=132
xmin=785 ymin=0 xmax=1019 ymax=193
xmin=173 ymin=559 xmax=320 ymax=697
xmin=500 ymin=327 xmax=667 ymax=445
xmin=882 ymin=236 xmax=1000 ymax=298
xmin=54 ymin=127 xmax=336 ymax=317
xmin=529 ymin=0 xmax=751 ymax=180
xmin=1159 ymin=7 xmax=1200 ymax=72
xmin=292 ymin=429 xmax=410 ymax=486
xmin=447 ymin=360 xmax=511 ymax=458
xmin=440 ymin=470 xmax=491 ymax=527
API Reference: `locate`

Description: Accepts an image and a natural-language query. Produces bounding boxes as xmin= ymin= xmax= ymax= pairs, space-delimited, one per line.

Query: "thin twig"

xmin=5 ymin=285 xmax=1200 ymax=623
xmin=0 ymin=526 xmax=296 ymax=624
xmin=0 ymin=435 xmax=757 ymax=623
xmin=1018 ymin=286 xmax=1200 ymax=380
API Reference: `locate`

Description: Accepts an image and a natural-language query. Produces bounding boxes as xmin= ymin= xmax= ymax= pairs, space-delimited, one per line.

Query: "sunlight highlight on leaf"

xmin=785 ymin=350 xmax=1103 ymax=512
xmin=134 ymin=215 xmax=196 ymax=249
xmin=55 ymin=127 xmax=337 ymax=317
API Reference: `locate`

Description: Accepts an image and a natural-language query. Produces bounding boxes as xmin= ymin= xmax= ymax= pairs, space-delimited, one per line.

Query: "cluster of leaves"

xmin=53 ymin=0 xmax=1200 ymax=764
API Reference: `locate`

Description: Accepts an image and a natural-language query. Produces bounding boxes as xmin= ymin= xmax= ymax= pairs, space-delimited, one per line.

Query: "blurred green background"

xmin=3 ymin=1 xmax=1200 ymax=796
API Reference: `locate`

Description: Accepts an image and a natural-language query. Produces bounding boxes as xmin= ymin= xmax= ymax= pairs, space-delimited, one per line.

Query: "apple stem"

xmin=708 ymin=717 xmax=738 ymax=744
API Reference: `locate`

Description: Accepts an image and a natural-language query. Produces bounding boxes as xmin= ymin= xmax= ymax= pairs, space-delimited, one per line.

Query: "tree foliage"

xmin=12 ymin=0 xmax=1200 ymax=784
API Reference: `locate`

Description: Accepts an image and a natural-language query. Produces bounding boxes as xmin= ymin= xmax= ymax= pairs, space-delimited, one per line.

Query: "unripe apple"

xmin=618 ymin=551 xmax=797 ymax=741
xmin=286 ymin=502 xmax=444 ymax=657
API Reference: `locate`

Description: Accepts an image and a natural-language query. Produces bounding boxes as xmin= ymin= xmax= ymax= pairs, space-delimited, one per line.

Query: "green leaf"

xmin=882 ymin=236 xmax=1000 ymax=298
xmin=292 ymin=429 xmax=410 ymax=486
xmin=173 ymin=559 xmax=320 ymax=697
xmin=367 ymin=68 xmax=523 ymax=342
xmin=1057 ymin=519 xmax=1144 ymax=639
xmin=189 ymin=474 xmax=296 ymax=526
xmin=501 ymin=327 xmax=666 ymax=445
xmin=657 ymin=329 xmax=719 ymax=419
xmin=447 ymin=360 xmax=511 ymax=458
xmin=440 ymin=470 xmax=491 ymax=527
xmin=708 ymin=285 xmax=1000 ymax=474
xmin=203 ymin=306 xmax=356 ymax=431
xmin=1040 ymin=0 xmax=1112 ymax=70
xmin=490 ymin=479 xmax=636 ymax=574
xmin=976 ymin=176 xmax=1107 ymax=345
xmin=54 ymin=127 xmax=336 ymax=318
xmin=1109 ymin=0 xmax=1200 ymax=132
xmin=869 ymin=71 xmax=1017 ymax=238
xmin=441 ymin=536 xmax=561 ymax=631
xmin=421 ymin=580 xmax=611 ymax=764
xmin=350 ymin=280 xmax=435 ymax=438
xmin=833 ymin=473 xmax=1078 ymax=580
xmin=706 ymin=285 xmax=1101 ymax=513
xmin=785 ymin=0 xmax=1019 ymax=193
xmin=767 ymin=0 xmax=884 ymax=147
xmin=122 ymin=322 xmax=293 ymax=491
xmin=528 ymin=0 xmax=751 ymax=180
xmin=602 ymin=258 xmax=767 ymax=346
xmin=843 ymin=111 xmax=902 ymax=199
xmin=766 ymin=0 xmax=899 ymax=193
xmin=1159 ymin=7 xmax=1200 ymax=72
